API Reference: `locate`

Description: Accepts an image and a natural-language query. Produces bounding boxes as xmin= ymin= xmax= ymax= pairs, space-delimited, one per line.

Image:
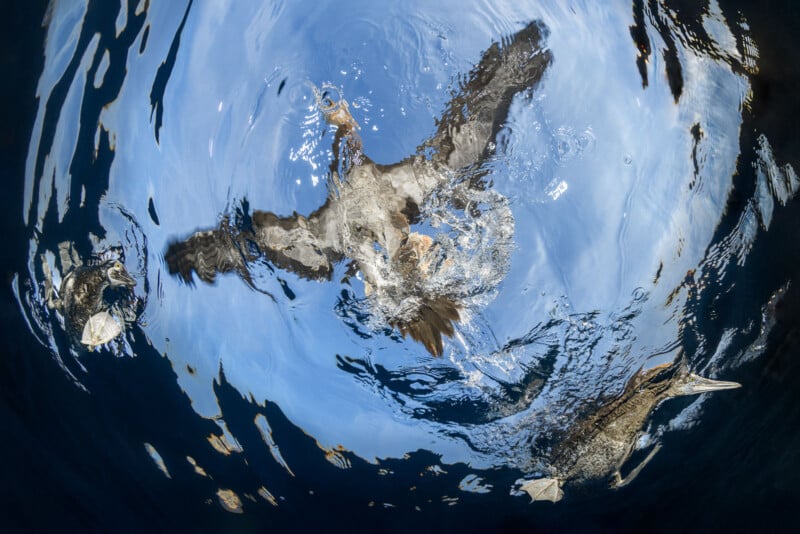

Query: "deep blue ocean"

xmin=2 ymin=0 xmax=800 ymax=531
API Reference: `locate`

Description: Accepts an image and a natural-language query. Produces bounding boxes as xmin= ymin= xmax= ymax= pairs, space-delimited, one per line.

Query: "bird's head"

xmin=105 ymin=260 xmax=137 ymax=289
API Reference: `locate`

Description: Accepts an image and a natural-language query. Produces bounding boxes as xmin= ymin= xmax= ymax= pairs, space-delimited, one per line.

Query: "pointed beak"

xmin=676 ymin=373 xmax=741 ymax=395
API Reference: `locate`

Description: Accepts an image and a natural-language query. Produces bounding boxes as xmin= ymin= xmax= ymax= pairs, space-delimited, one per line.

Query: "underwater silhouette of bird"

xmin=43 ymin=252 xmax=137 ymax=347
xmin=165 ymin=22 xmax=552 ymax=355
xmin=519 ymin=359 xmax=741 ymax=503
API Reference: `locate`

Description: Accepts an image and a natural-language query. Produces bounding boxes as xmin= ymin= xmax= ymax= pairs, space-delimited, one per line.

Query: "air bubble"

xmin=549 ymin=127 xmax=596 ymax=165
xmin=550 ymin=128 xmax=579 ymax=164
xmin=576 ymin=129 xmax=596 ymax=153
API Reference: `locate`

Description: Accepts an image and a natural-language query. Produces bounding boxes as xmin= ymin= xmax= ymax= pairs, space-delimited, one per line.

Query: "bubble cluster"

xmin=549 ymin=126 xmax=596 ymax=165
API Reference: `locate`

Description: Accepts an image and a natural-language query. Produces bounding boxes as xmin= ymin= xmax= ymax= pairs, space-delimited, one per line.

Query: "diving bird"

xmin=519 ymin=359 xmax=741 ymax=503
xmin=43 ymin=250 xmax=137 ymax=347
xmin=165 ymin=22 xmax=552 ymax=355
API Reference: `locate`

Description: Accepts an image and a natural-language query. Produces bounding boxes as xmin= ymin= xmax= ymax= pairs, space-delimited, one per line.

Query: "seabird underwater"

xmin=42 ymin=243 xmax=137 ymax=349
xmin=165 ymin=22 xmax=551 ymax=356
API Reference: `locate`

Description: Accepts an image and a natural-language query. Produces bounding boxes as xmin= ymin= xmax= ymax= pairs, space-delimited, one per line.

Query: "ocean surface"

xmin=2 ymin=0 xmax=799 ymax=531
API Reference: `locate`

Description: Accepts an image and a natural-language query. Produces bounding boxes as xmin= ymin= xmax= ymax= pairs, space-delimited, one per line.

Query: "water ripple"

xmin=14 ymin=0 xmax=794 ymax=506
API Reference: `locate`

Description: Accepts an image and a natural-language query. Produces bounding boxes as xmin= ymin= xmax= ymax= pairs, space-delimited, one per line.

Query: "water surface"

xmin=7 ymin=0 xmax=800 ymax=528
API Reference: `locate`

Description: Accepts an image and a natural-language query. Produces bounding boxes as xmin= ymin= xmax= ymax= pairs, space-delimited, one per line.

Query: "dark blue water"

xmin=3 ymin=0 xmax=800 ymax=531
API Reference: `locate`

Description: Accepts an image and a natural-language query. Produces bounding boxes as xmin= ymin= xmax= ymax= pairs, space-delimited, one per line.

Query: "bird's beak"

xmin=675 ymin=373 xmax=741 ymax=395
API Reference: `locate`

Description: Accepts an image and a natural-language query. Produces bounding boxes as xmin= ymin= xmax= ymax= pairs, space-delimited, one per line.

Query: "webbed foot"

xmin=520 ymin=477 xmax=563 ymax=503
xmin=81 ymin=311 xmax=122 ymax=348
xmin=314 ymin=84 xmax=359 ymax=130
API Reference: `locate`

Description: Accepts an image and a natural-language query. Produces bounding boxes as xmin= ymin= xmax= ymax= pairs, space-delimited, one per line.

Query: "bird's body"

xmin=166 ymin=22 xmax=551 ymax=355
xmin=44 ymin=257 xmax=136 ymax=346
xmin=520 ymin=360 xmax=741 ymax=502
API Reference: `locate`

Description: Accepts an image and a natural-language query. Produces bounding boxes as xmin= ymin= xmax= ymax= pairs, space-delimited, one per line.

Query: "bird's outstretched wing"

xmin=165 ymin=222 xmax=251 ymax=284
xmin=250 ymin=210 xmax=339 ymax=280
xmin=165 ymin=209 xmax=339 ymax=285
xmin=422 ymin=21 xmax=552 ymax=171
